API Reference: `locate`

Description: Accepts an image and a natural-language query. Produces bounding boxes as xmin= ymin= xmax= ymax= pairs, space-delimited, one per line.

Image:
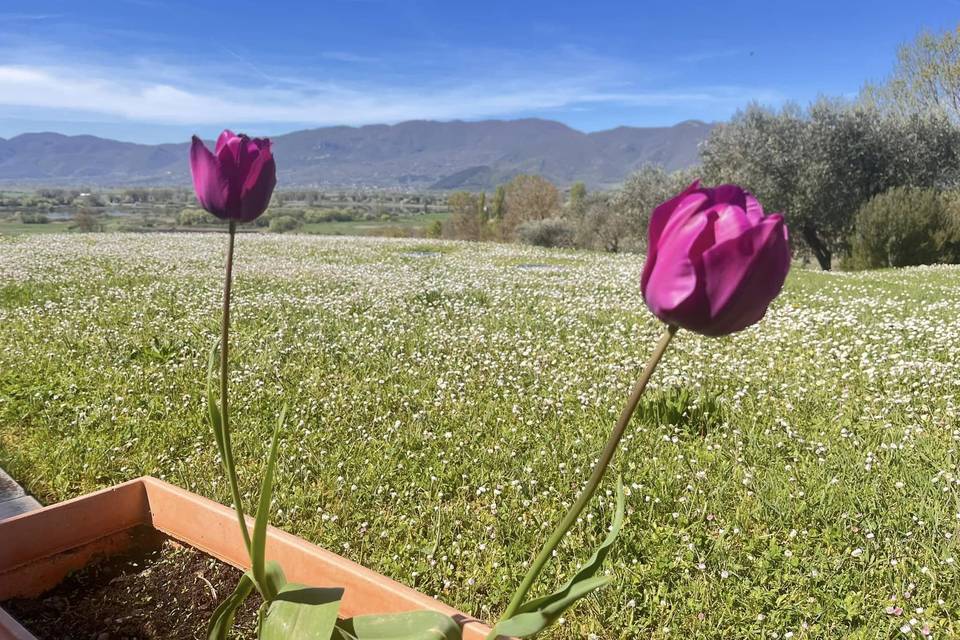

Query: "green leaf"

xmin=250 ymin=560 xmax=288 ymax=604
xmin=206 ymin=341 xmax=226 ymax=463
xmin=251 ymin=405 xmax=287 ymax=600
xmin=489 ymin=576 xmax=613 ymax=638
xmin=333 ymin=610 xmax=462 ymax=640
xmin=206 ymin=570 xmax=254 ymax=640
xmin=259 ymin=584 xmax=343 ymax=640
xmin=490 ymin=477 xmax=627 ymax=638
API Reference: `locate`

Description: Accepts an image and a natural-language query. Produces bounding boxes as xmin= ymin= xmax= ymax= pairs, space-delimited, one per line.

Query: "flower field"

xmin=1 ymin=232 xmax=959 ymax=638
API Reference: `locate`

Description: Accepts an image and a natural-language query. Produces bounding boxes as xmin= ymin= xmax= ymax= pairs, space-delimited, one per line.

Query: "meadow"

xmin=1 ymin=232 xmax=958 ymax=639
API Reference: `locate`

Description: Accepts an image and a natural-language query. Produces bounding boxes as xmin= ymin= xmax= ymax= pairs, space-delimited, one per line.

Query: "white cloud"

xmin=0 ymin=54 xmax=782 ymax=127
xmin=0 ymin=13 xmax=65 ymax=22
xmin=320 ymin=51 xmax=381 ymax=64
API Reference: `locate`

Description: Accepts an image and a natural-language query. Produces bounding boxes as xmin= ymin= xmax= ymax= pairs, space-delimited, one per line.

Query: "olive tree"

xmin=611 ymin=164 xmax=700 ymax=250
xmin=575 ymin=193 xmax=627 ymax=252
xmin=702 ymin=100 xmax=960 ymax=270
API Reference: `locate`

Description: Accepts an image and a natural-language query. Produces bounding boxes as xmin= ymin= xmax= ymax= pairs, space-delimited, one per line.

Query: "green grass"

xmin=301 ymin=211 xmax=448 ymax=235
xmin=1 ymin=233 xmax=959 ymax=638
xmin=0 ymin=221 xmax=75 ymax=234
xmin=0 ymin=211 xmax=448 ymax=237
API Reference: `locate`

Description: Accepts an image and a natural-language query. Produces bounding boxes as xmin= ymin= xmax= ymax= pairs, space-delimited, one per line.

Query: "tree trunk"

xmin=802 ymin=224 xmax=832 ymax=271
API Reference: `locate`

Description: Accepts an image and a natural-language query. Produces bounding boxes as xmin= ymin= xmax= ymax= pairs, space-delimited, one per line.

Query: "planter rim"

xmin=0 ymin=476 xmax=499 ymax=640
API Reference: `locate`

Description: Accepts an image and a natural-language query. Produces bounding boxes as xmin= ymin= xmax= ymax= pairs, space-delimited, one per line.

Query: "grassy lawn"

xmin=1 ymin=233 xmax=958 ymax=638
xmin=301 ymin=211 xmax=448 ymax=235
xmin=0 ymin=211 xmax=449 ymax=237
xmin=0 ymin=221 xmax=75 ymax=234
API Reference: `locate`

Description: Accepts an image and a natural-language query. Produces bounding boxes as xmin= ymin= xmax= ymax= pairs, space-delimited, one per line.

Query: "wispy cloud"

xmin=0 ymin=12 xmax=66 ymax=22
xmin=0 ymin=39 xmax=782 ymax=130
xmin=677 ymin=49 xmax=746 ymax=64
xmin=320 ymin=51 xmax=381 ymax=64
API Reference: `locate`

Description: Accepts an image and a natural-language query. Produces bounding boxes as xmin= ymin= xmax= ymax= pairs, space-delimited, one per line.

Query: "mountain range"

xmin=0 ymin=118 xmax=713 ymax=190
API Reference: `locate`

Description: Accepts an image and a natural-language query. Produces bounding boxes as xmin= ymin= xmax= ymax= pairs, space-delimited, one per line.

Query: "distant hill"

xmin=0 ymin=118 xmax=713 ymax=189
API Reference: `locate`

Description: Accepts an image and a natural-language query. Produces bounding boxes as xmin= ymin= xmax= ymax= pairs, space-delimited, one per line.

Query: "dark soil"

xmin=2 ymin=526 xmax=262 ymax=639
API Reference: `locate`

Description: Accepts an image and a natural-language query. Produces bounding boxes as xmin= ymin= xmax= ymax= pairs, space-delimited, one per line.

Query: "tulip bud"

xmin=641 ymin=181 xmax=790 ymax=336
xmin=189 ymin=129 xmax=277 ymax=223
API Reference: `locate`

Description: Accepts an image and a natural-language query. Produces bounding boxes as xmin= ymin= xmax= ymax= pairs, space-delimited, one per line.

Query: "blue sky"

xmin=0 ymin=0 xmax=956 ymax=143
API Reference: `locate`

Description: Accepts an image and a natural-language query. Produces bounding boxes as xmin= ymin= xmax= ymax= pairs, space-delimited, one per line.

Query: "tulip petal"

xmin=189 ymin=136 xmax=230 ymax=218
xmin=706 ymin=184 xmax=748 ymax=210
xmin=644 ymin=209 xmax=716 ymax=319
xmin=641 ymin=181 xmax=704 ymax=293
xmin=745 ymin=193 xmax=764 ymax=224
xmin=238 ymin=143 xmax=277 ymax=222
xmin=712 ymin=204 xmax=753 ymax=246
xmin=216 ymin=134 xmax=249 ymax=214
xmin=647 ymin=180 xmax=702 ymax=253
xmin=215 ymin=129 xmax=236 ymax=155
xmin=700 ymin=214 xmax=790 ymax=336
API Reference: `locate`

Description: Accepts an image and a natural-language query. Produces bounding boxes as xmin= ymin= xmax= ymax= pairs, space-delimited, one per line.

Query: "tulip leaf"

xmin=333 ymin=610 xmax=462 ymax=640
xmin=250 ymin=560 xmax=288 ymax=605
xmin=206 ymin=570 xmax=254 ymax=640
xmin=489 ymin=576 xmax=613 ymax=638
xmin=490 ymin=477 xmax=626 ymax=638
xmin=206 ymin=341 xmax=226 ymax=464
xmin=251 ymin=404 xmax=287 ymax=600
xmin=259 ymin=583 xmax=343 ymax=640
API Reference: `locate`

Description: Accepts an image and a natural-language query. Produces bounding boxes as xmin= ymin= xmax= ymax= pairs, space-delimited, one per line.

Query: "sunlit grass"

xmin=1 ymin=232 xmax=959 ymax=638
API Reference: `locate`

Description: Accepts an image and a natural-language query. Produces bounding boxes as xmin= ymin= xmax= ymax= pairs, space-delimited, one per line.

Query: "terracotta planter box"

xmin=0 ymin=477 xmax=494 ymax=640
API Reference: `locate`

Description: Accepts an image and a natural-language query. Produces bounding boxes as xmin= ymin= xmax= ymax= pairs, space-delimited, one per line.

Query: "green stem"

xmin=499 ymin=324 xmax=678 ymax=621
xmin=220 ymin=220 xmax=252 ymax=554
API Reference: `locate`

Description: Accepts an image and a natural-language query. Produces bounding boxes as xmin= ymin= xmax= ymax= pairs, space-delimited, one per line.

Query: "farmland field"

xmin=1 ymin=232 xmax=960 ymax=638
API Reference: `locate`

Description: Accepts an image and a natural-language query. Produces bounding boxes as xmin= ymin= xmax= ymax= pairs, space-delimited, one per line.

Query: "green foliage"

xmin=304 ymin=209 xmax=356 ymax=224
xmin=252 ymin=407 xmax=287 ymax=597
xmin=207 ymin=571 xmax=256 ymax=640
xmin=567 ymin=182 xmax=587 ymax=216
xmin=260 ymin=584 xmax=343 ymax=639
xmin=701 ymin=100 xmax=960 ymax=270
xmin=206 ymin=342 xmax=226 ymax=464
xmin=269 ymin=215 xmax=303 ymax=234
xmin=18 ymin=212 xmax=49 ymax=224
xmin=515 ymin=218 xmax=575 ymax=248
xmin=425 ymin=220 xmax=443 ymax=239
xmin=179 ymin=208 xmax=218 ymax=227
xmin=491 ymin=185 xmax=506 ymax=221
xmin=850 ymin=186 xmax=960 ymax=268
xmin=574 ymin=193 xmax=623 ymax=252
xmin=862 ymin=25 xmax=960 ymax=121
xmin=72 ymin=209 xmax=103 ymax=233
xmin=491 ymin=480 xmax=625 ymax=638
xmin=639 ymin=387 xmax=726 ymax=437
xmin=334 ymin=611 xmax=462 ymax=640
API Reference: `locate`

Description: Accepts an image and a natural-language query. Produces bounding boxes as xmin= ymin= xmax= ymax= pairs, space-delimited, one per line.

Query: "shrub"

xmin=850 ymin=186 xmax=958 ymax=268
xmin=178 ymin=208 xmax=216 ymax=226
xmin=268 ymin=215 xmax=302 ymax=233
xmin=18 ymin=212 xmax=49 ymax=224
xmin=425 ymin=220 xmax=443 ymax=238
xmin=303 ymin=209 xmax=355 ymax=224
xmin=72 ymin=210 xmax=101 ymax=232
xmin=516 ymin=217 xmax=575 ymax=248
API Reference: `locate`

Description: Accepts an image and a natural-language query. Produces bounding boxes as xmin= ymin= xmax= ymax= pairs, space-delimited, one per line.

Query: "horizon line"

xmin=0 ymin=116 xmax=717 ymax=146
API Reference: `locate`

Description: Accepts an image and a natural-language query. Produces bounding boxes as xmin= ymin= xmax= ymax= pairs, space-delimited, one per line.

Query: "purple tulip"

xmin=641 ymin=181 xmax=790 ymax=336
xmin=189 ymin=130 xmax=277 ymax=223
